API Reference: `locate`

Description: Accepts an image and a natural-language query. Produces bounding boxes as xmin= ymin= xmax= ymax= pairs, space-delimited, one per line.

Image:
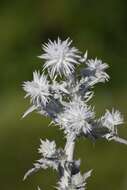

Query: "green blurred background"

xmin=0 ymin=0 xmax=127 ymax=189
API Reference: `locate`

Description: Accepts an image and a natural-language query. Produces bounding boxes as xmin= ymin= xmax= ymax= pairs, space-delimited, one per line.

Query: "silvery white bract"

xmin=38 ymin=139 xmax=56 ymax=158
xmin=23 ymin=140 xmax=63 ymax=180
xmin=57 ymin=170 xmax=92 ymax=190
xmin=39 ymin=38 xmax=80 ymax=79
xmin=22 ymin=37 xmax=127 ymax=190
xmin=71 ymin=170 xmax=92 ymax=190
xmin=81 ymin=58 xmax=109 ymax=87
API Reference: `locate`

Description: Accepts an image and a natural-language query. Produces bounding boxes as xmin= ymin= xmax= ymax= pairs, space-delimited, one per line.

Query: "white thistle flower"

xmin=23 ymin=71 xmax=50 ymax=106
xmin=83 ymin=58 xmax=109 ymax=85
xmin=55 ymin=97 xmax=94 ymax=136
xmin=39 ymin=38 xmax=80 ymax=78
xmin=102 ymin=109 xmax=124 ymax=132
xmin=38 ymin=139 xmax=56 ymax=158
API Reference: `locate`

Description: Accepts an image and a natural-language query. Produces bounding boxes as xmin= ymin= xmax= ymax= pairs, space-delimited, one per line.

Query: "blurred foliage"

xmin=0 ymin=0 xmax=127 ymax=190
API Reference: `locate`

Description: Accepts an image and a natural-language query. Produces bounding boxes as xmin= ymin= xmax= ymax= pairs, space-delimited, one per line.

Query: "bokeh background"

xmin=0 ymin=0 xmax=127 ymax=189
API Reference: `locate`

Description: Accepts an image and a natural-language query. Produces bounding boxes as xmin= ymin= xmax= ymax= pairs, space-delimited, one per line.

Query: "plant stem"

xmin=58 ymin=135 xmax=76 ymax=188
xmin=65 ymin=138 xmax=75 ymax=162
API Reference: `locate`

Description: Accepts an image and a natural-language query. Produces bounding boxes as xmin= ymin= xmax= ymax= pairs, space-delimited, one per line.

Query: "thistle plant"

xmin=22 ymin=38 xmax=127 ymax=189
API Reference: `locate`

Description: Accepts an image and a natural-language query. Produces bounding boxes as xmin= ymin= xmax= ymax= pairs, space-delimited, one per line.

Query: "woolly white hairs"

xmin=22 ymin=37 xmax=127 ymax=190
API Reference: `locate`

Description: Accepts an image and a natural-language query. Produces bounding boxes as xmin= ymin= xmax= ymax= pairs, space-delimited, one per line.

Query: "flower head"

xmin=82 ymin=58 xmax=109 ymax=86
xmin=55 ymin=97 xmax=94 ymax=136
xmin=38 ymin=139 xmax=56 ymax=158
xmin=39 ymin=38 xmax=80 ymax=78
xmin=101 ymin=109 xmax=124 ymax=132
xmin=23 ymin=71 xmax=50 ymax=106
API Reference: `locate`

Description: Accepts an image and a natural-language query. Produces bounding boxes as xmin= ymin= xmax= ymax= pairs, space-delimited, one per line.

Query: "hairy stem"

xmin=65 ymin=138 xmax=75 ymax=162
xmin=58 ymin=135 xmax=76 ymax=188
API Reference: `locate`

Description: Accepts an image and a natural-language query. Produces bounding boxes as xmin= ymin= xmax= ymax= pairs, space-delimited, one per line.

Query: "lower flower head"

xmin=55 ymin=97 xmax=94 ymax=136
